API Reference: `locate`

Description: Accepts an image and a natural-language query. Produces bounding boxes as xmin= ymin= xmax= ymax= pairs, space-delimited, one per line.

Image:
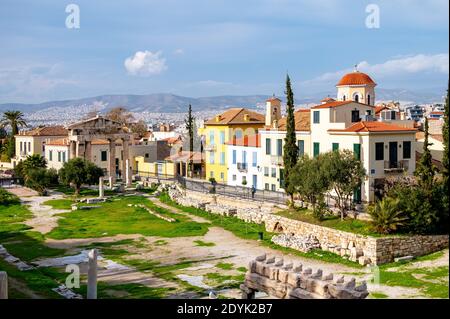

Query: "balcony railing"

xmin=204 ymin=144 xmax=216 ymax=152
xmin=237 ymin=163 xmax=248 ymax=172
xmin=384 ymin=160 xmax=409 ymax=173
xmin=270 ymin=155 xmax=283 ymax=166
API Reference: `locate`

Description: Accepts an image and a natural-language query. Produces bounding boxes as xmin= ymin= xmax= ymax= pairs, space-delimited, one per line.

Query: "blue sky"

xmin=0 ymin=0 xmax=448 ymax=103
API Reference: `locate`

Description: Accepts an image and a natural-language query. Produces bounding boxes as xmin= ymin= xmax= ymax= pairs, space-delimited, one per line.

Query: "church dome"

xmin=336 ymin=71 xmax=376 ymax=86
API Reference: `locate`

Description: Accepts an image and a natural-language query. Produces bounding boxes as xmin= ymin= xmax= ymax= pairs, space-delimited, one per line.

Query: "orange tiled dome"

xmin=336 ymin=71 xmax=376 ymax=86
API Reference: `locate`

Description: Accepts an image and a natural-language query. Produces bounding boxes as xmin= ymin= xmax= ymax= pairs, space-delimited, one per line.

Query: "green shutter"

xmin=353 ymin=143 xmax=361 ymax=160
xmin=313 ymin=143 xmax=320 ymax=157
xmin=332 ymin=143 xmax=339 ymax=151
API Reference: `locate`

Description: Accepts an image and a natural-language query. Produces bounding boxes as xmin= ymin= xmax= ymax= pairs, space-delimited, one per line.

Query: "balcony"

xmin=204 ymin=144 xmax=216 ymax=152
xmin=270 ymin=155 xmax=283 ymax=166
xmin=237 ymin=163 xmax=248 ymax=172
xmin=384 ymin=160 xmax=409 ymax=173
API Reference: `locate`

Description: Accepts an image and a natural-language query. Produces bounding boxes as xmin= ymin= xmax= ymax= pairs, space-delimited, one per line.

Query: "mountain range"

xmin=0 ymin=88 xmax=446 ymax=114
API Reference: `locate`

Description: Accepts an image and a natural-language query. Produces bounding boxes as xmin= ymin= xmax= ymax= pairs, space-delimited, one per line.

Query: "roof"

xmin=336 ymin=71 xmax=376 ymax=86
xmin=165 ymin=151 xmax=203 ymax=163
xmin=91 ymin=139 xmax=109 ymax=145
xmin=416 ymin=132 xmax=444 ymax=142
xmin=226 ymin=134 xmax=260 ymax=147
xmin=161 ymin=136 xmax=181 ymax=144
xmin=205 ymin=108 xmax=265 ymax=126
xmin=375 ymin=105 xmax=389 ymax=114
xmin=321 ymin=97 xmax=336 ymax=103
xmin=328 ymin=121 xmax=417 ymax=134
xmin=16 ymin=126 xmax=68 ymax=137
xmin=430 ymin=111 xmax=444 ymax=115
xmin=311 ymin=100 xmax=374 ymax=110
xmin=266 ymin=96 xmax=281 ymax=102
xmin=276 ymin=109 xmax=311 ymax=131
xmin=46 ymin=138 xmax=69 ymax=146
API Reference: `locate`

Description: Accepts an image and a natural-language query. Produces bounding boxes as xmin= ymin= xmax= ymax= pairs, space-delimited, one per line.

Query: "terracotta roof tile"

xmin=165 ymin=151 xmax=203 ymax=163
xmin=328 ymin=121 xmax=417 ymax=133
xmin=336 ymin=71 xmax=376 ymax=86
xmin=205 ymin=108 xmax=265 ymax=126
xmin=17 ymin=126 xmax=68 ymax=137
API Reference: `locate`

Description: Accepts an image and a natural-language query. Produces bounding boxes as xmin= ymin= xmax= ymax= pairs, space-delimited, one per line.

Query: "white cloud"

xmin=173 ymin=48 xmax=184 ymax=55
xmin=302 ymin=53 xmax=449 ymax=88
xmin=124 ymin=50 xmax=167 ymax=76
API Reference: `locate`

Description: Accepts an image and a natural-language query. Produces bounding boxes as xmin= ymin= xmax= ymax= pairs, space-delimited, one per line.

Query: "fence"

xmin=0 ymin=177 xmax=23 ymax=188
xmin=133 ymin=171 xmax=288 ymax=205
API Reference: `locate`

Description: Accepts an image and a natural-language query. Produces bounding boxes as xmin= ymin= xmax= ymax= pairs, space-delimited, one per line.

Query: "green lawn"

xmin=53 ymin=185 xmax=116 ymax=197
xmin=0 ymin=203 xmax=33 ymax=240
xmin=42 ymin=199 xmax=73 ymax=210
xmin=47 ymin=196 xmax=210 ymax=239
xmin=276 ymin=208 xmax=382 ymax=237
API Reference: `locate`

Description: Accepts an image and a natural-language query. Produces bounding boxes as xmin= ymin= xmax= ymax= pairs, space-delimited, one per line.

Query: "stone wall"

xmin=241 ymin=254 xmax=368 ymax=299
xmin=168 ymin=187 xmax=449 ymax=265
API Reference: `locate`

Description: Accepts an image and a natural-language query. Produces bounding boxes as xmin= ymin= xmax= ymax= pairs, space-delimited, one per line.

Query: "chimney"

xmin=215 ymin=115 xmax=221 ymax=122
xmin=243 ymin=113 xmax=250 ymax=122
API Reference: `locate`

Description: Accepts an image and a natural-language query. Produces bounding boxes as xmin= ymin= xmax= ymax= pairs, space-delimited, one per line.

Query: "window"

xmin=219 ymin=131 xmax=225 ymax=144
xmin=277 ymin=139 xmax=282 ymax=156
xmin=20 ymin=142 xmax=23 ymax=152
xmin=209 ymin=152 xmax=215 ymax=164
xmin=242 ymin=150 xmax=247 ymax=164
xmin=265 ymin=183 xmax=270 ymax=191
xmin=271 ymin=184 xmax=276 ymax=191
xmin=297 ymin=140 xmax=304 ymax=156
xmin=403 ymin=141 xmax=411 ymax=159
xmin=220 ymin=152 xmax=225 ymax=165
xmin=332 ymin=143 xmax=339 ymax=151
xmin=28 ymin=142 xmax=31 ymax=152
xmin=264 ymin=167 xmax=269 ymax=177
xmin=220 ymin=172 xmax=224 ymax=180
xmin=232 ymin=174 xmax=237 ymax=181
xmin=279 ymin=169 xmax=285 ymax=188
xmin=313 ymin=111 xmax=320 ymax=124
xmin=271 ymin=168 xmax=276 ymax=178
xmin=353 ymin=144 xmax=361 ymax=160
xmin=265 ymin=138 xmax=271 ymax=155
xmin=252 ymin=175 xmax=257 ymax=187
xmin=354 ymin=94 xmax=359 ymax=103
xmin=49 ymin=150 xmax=53 ymax=161
xmin=101 ymin=150 xmax=107 ymax=161
xmin=391 ymin=111 xmax=396 ymax=120
xmin=351 ymin=110 xmax=360 ymax=122
xmin=232 ymin=150 xmax=237 ymax=164
xmin=210 ymin=171 xmax=214 ymax=178
xmin=242 ymin=176 xmax=247 ymax=184
xmin=145 ymin=153 xmax=149 ymax=158
xmin=234 ymin=129 xmax=243 ymax=139
xmin=209 ymin=131 xmax=215 ymax=145
xmin=57 ymin=152 xmax=61 ymax=162
xmin=367 ymin=95 xmax=371 ymax=105
xmin=62 ymin=152 xmax=66 ymax=163
xmin=375 ymin=143 xmax=384 ymax=161
xmin=343 ymin=95 xmax=346 ymax=101
xmin=313 ymin=142 xmax=320 ymax=157
xmin=252 ymin=152 xmax=257 ymax=167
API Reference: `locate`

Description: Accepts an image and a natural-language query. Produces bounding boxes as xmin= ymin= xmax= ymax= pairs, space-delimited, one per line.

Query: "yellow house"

xmin=202 ymin=108 xmax=265 ymax=183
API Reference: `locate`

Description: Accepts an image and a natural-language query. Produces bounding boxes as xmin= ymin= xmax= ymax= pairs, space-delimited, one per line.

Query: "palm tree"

xmin=368 ymin=197 xmax=408 ymax=234
xmin=1 ymin=110 xmax=28 ymax=135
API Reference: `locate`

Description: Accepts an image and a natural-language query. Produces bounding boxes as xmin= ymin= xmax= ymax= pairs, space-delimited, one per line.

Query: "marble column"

xmin=85 ymin=141 xmax=92 ymax=162
xmin=87 ymin=249 xmax=97 ymax=299
xmin=99 ymin=177 xmax=104 ymax=198
xmin=109 ymin=139 xmax=116 ymax=183
xmin=108 ymin=176 xmax=113 ymax=189
xmin=69 ymin=141 xmax=77 ymax=159
xmin=0 ymin=271 xmax=7 ymax=299
xmin=122 ymin=138 xmax=131 ymax=186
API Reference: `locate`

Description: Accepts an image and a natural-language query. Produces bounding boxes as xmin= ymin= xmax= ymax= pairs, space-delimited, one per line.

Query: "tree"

xmin=442 ymin=83 xmax=449 ymax=194
xmin=19 ymin=154 xmax=47 ymax=184
xmin=415 ymin=118 xmax=436 ymax=193
xmin=1 ymin=110 xmax=27 ymax=136
xmin=105 ymin=107 xmax=134 ymax=126
xmin=282 ymin=74 xmax=298 ymax=204
xmin=322 ymin=150 xmax=366 ymax=220
xmin=59 ymin=158 xmax=104 ymax=195
xmin=288 ymin=155 xmax=329 ymax=215
xmin=130 ymin=120 xmax=148 ymax=137
xmin=185 ymin=104 xmax=195 ymax=177
xmin=368 ymin=197 xmax=408 ymax=234
xmin=25 ymin=168 xmax=58 ymax=195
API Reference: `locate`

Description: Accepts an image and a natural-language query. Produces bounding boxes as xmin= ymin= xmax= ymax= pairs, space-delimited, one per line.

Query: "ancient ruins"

xmin=240 ymin=254 xmax=369 ymax=299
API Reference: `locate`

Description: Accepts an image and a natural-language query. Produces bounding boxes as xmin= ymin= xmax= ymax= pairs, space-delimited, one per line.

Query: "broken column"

xmin=87 ymin=249 xmax=98 ymax=299
xmin=125 ymin=159 xmax=131 ymax=187
xmin=99 ymin=177 xmax=104 ymax=198
xmin=0 ymin=271 xmax=7 ymax=299
xmin=109 ymin=176 xmax=113 ymax=189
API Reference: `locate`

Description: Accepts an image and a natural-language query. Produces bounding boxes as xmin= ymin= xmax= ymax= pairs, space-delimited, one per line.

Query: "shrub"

xmin=0 ymin=188 xmax=20 ymax=205
xmin=368 ymin=197 xmax=408 ymax=234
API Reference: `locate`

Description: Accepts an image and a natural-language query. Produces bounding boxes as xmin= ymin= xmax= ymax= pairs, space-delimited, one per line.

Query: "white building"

xmin=226 ymin=134 xmax=263 ymax=190
xmin=259 ymin=70 xmax=417 ymax=202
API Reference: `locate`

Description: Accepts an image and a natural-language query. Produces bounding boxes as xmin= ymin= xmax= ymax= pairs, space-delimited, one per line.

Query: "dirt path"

xmin=21 ymin=193 xmax=71 ymax=234
xmin=151 ymin=197 xmax=211 ymax=224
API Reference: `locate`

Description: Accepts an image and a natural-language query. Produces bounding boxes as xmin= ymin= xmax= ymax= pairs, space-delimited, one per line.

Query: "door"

xmin=252 ymin=175 xmax=257 ymax=188
xmin=389 ymin=142 xmax=398 ymax=168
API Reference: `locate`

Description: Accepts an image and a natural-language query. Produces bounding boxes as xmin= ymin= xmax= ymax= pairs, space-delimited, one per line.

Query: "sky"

xmin=0 ymin=0 xmax=448 ymax=104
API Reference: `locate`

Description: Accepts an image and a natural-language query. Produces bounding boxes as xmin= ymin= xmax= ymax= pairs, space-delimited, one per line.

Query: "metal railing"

xmin=384 ymin=160 xmax=409 ymax=172
xmin=237 ymin=163 xmax=248 ymax=172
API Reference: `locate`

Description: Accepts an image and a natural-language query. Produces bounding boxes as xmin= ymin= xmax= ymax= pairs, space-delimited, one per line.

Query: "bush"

xmin=368 ymin=197 xmax=408 ymax=234
xmin=0 ymin=188 xmax=20 ymax=205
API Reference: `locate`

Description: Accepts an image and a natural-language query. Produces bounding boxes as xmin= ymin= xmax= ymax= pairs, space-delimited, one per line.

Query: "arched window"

xmin=343 ymin=95 xmax=346 ymax=101
xmin=367 ymin=95 xmax=371 ymax=105
xmin=353 ymin=93 xmax=359 ymax=103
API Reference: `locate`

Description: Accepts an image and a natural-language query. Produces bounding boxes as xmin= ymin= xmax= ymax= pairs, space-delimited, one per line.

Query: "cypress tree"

xmin=415 ymin=117 xmax=436 ymax=193
xmin=442 ymin=83 xmax=449 ymax=190
xmin=185 ymin=104 xmax=195 ymax=177
xmin=283 ymin=74 xmax=298 ymax=204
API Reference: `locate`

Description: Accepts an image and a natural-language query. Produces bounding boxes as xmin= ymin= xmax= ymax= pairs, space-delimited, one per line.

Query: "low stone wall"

xmin=169 ymin=187 xmax=449 ymax=265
